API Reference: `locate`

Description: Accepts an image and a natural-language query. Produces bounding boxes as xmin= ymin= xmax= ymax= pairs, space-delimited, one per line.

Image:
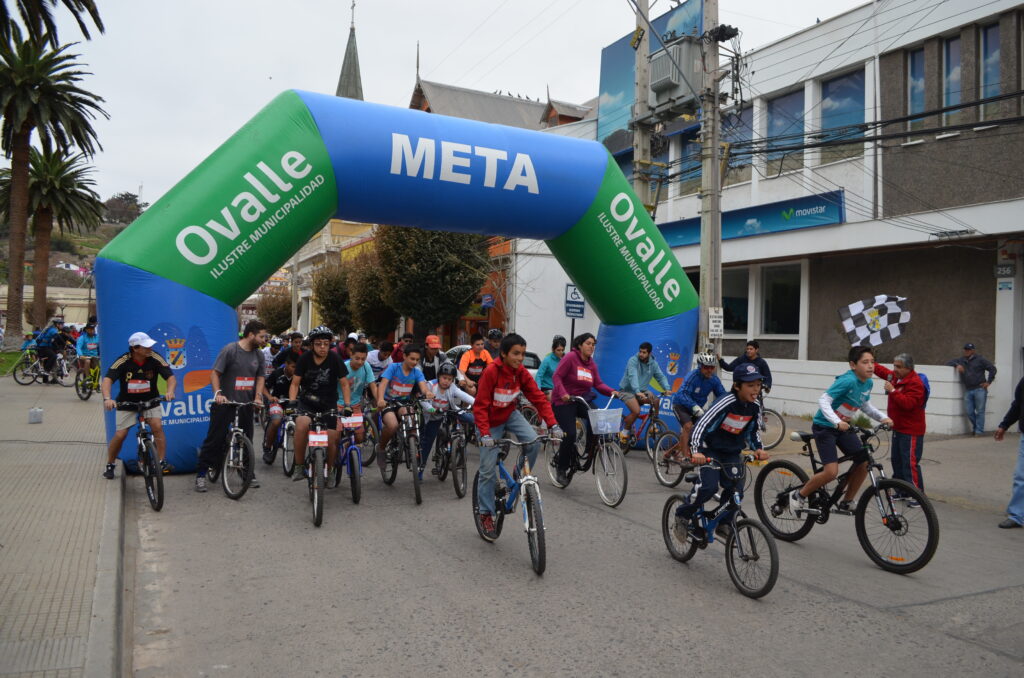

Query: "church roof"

xmin=410 ymin=79 xmax=548 ymax=129
xmin=336 ymin=25 xmax=363 ymax=100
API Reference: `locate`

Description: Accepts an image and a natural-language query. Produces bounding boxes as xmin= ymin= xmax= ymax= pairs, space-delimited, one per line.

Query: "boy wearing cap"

xmin=946 ymin=343 xmax=997 ymax=435
xmin=101 ymin=332 xmax=177 ymax=479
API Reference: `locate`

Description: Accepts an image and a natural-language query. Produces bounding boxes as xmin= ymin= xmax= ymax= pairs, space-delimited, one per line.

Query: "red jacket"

xmin=874 ymin=364 xmax=926 ymax=435
xmin=473 ymin=358 xmax=556 ymax=436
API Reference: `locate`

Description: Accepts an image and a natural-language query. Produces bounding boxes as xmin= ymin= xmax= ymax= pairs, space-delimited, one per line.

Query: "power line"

xmin=422 ymin=0 xmax=513 ymax=79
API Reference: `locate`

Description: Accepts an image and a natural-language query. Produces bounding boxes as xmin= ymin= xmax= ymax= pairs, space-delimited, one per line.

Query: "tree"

xmin=374 ymin=226 xmax=489 ymax=334
xmin=347 ymin=250 xmax=399 ymax=338
xmin=0 ymin=1 xmax=104 ymax=48
xmin=103 ymin=190 xmax=148 ymax=223
xmin=255 ymin=286 xmax=294 ymax=336
xmin=0 ymin=24 xmax=107 ymax=349
xmin=311 ymin=260 xmax=352 ymax=336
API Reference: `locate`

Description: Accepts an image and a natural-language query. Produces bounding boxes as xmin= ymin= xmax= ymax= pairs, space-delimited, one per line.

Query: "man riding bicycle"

xmin=669 ymin=352 xmax=726 ymax=463
xmin=101 ymin=332 xmax=177 ymax=479
xmin=76 ymin=323 xmax=100 ymax=372
xmin=618 ymin=341 xmax=671 ymax=444
xmin=35 ymin=317 xmax=64 ymax=384
xmin=289 ymin=325 xmax=351 ymax=485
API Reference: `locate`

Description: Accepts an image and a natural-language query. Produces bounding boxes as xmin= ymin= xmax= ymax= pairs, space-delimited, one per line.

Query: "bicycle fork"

xmin=520 ymin=477 xmax=543 ymax=535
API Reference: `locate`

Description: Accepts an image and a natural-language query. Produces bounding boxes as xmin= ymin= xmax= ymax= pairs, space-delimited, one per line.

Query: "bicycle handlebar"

xmin=496 ymin=435 xmax=551 ymax=448
xmin=115 ymin=396 xmax=166 ymax=411
xmin=690 ymin=452 xmax=758 ymax=472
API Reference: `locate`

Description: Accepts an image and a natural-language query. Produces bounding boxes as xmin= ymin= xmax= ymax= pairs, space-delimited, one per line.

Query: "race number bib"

xmin=390 ymin=382 xmax=413 ymax=396
xmin=308 ymin=432 xmax=329 ymax=447
xmin=127 ymin=379 xmax=149 ymax=394
xmin=834 ymin=402 xmax=859 ymax=421
xmin=494 ymin=387 xmax=520 ymax=408
xmin=721 ymin=413 xmax=753 ymax=434
xmin=467 ymin=364 xmax=484 ymax=376
xmin=576 ymin=368 xmax=593 ymax=383
xmin=341 ymin=416 xmax=362 ymax=430
xmin=235 ymin=376 xmax=255 ymax=391
xmin=86 ymin=342 xmax=98 ymax=351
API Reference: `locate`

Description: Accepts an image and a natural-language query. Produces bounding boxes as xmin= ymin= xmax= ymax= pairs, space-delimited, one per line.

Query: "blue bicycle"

xmin=661 ymin=454 xmax=779 ymax=598
xmin=333 ymin=411 xmax=364 ymax=504
xmin=472 ymin=435 xmax=550 ymax=575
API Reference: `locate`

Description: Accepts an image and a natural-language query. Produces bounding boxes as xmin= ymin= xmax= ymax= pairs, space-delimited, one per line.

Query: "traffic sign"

xmin=708 ymin=306 xmax=724 ymax=339
xmin=565 ymin=284 xmax=585 ymax=318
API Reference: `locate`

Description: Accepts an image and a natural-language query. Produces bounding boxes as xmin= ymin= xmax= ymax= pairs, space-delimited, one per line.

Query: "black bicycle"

xmin=116 ymin=397 xmax=166 ymax=512
xmin=379 ymin=397 xmax=427 ymax=505
xmin=204 ymin=401 xmax=257 ymax=500
xmin=432 ymin=408 xmax=470 ymax=498
xmin=296 ymin=408 xmax=336 ymax=527
xmin=753 ymin=425 xmax=939 ymax=574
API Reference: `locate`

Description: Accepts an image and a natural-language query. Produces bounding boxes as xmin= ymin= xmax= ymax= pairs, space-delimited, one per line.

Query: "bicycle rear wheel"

xmin=760 ymin=409 xmax=786 ymax=450
xmin=523 ymin=483 xmax=545 ymax=575
xmin=725 ymin=519 xmax=779 ymax=598
xmin=140 ymin=440 xmax=164 ymax=512
xmin=360 ymin=415 xmax=377 ymax=467
xmin=753 ymin=459 xmax=815 ymax=542
xmin=644 ymin=419 xmax=668 ymax=462
xmin=281 ymin=424 xmax=295 ymax=476
xmin=221 ymin=436 xmax=254 ymax=500
xmin=574 ymin=418 xmax=589 ymax=468
xmin=12 ymin=357 xmax=38 ymax=385
xmin=347 ymin=446 xmax=362 ymax=504
xmin=311 ymin=448 xmax=325 ymax=527
xmin=595 ymin=442 xmax=628 ymax=508
xmin=855 ymin=479 xmax=938 ymax=574
xmin=652 ymin=432 xmax=687 ymax=488
xmin=451 ymin=437 xmax=467 ymax=498
xmin=408 ymin=435 xmax=422 ymax=505
xmin=661 ymin=494 xmax=698 ymax=562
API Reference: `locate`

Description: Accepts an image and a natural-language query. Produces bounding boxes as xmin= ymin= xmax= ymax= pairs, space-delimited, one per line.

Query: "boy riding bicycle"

xmin=76 ymin=324 xmax=100 ymax=372
xmin=419 ymin=362 xmax=475 ymax=477
xmin=376 ymin=343 xmax=433 ymax=468
xmin=669 ymin=353 xmax=726 ymax=462
xmin=339 ymin=342 xmax=378 ymax=447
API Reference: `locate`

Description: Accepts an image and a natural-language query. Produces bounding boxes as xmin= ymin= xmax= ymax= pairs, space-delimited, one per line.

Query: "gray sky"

xmin=42 ymin=0 xmax=866 ymax=203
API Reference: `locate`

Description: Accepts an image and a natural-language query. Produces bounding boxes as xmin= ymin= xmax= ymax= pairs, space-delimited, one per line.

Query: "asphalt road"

xmin=126 ymin=434 xmax=1024 ymax=677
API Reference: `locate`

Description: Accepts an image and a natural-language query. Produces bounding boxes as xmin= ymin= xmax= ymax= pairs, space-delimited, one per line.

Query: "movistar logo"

xmin=781 ymin=208 xmax=794 ymax=221
xmin=781 ymin=204 xmax=826 ymax=220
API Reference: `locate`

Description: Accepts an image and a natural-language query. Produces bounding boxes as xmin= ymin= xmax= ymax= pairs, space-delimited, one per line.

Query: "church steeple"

xmin=335 ymin=1 xmax=363 ymax=100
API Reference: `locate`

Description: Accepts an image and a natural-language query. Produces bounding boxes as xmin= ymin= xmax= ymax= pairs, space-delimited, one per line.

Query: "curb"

xmin=83 ymin=469 xmax=125 ymax=678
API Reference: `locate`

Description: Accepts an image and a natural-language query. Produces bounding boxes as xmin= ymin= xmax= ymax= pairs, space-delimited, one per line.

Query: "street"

xmin=126 ymin=429 xmax=1024 ymax=677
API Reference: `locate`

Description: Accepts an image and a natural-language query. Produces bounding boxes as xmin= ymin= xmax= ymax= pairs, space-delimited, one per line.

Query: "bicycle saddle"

xmin=791 ymin=431 xmax=813 ymax=443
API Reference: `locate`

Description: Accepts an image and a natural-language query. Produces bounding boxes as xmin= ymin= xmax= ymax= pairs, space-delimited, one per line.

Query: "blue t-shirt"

xmin=813 ymin=370 xmax=874 ymax=428
xmin=76 ymin=333 xmax=100 ymax=357
xmin=381 ymin=362 xmax=425 ymax=400
xmin=340 ymin=359 xmax=375 ymax=406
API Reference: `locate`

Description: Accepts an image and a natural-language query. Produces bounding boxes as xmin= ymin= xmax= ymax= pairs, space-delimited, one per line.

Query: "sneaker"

xmin=159 ymin=459 xmax=172 ymax=474
xmin=837 ymin=499 xmax=855 ymax=513
xmin=292 ymin=464 xmax=308 ymax=482
xmin=789 ymin=489 xmax=807 ymax=513
xmin=906 ymin=498 xmax=920 ymax=509
xmin=998 ymin=518 xmax=1022 ymax=529
xmin=102 ymin=463 xmax=116 ymax=480
xmin=195 ymin=475 xmax=208 ymax=493
xmin=249 ymin=474 xmax=260 ymax=488
xmin=554 ymin=469 xmax=569 ymax=488
xmin=479 ymin=513 xmax=497 ymax=541
xmin=262 ymin=446 xmax=275 ymax=464
xmin=618 ymin=430 xmax=629 ymax=444
xmin=325 ymin=471 xmax=336 ymax=489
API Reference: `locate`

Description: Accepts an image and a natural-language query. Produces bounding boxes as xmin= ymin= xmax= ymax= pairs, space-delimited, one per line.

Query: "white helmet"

xmin=695 ymin=352 xmax=716 ymax=367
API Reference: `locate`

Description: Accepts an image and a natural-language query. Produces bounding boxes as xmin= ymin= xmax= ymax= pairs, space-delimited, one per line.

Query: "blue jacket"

xmin=535 ymin=352 xmax=560 ymax=390
xmin=36 ymin=326 xmax=59 ymax=347
xmin=673 ymin=368 xmax=726 ymax=411
xmin=619 ymin=354 xmax=671 ymax=394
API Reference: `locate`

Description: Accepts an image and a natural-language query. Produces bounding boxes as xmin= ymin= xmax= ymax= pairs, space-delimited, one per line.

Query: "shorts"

xmin=672 ymin=404 xmax=694 ymax=426
xmin=297 ymin=407 xmax=337 ymax=430
xmin=116 ymin=406 xmax=162 ymax=431
xmin=811 ymin=423 xmax=867 ymax=465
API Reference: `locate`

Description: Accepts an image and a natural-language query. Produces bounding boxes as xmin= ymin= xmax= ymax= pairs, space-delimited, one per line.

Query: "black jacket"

xmin=998 ymin=377 xmax=1024 ymax=433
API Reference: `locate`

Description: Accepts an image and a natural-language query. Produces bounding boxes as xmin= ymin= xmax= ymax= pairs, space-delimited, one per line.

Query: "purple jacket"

xmin=551 ymin=348 xmax=613 ymax=402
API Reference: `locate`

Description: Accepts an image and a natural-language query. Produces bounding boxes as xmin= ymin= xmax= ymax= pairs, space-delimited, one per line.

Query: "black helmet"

xmin=487 ymin=328 xmax=503 ymax=340
xmin=270 ymin=337 xmax=284 ymax=347
xmin=438 ymin=361 xmax=458 ymax=378
xmin=307 ymin=325 xmax=333 ymax=341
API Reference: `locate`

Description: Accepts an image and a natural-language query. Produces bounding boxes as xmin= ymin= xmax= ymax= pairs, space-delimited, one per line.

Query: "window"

xmin=722 ymin=268 xmax=749 ymax=333
xmin=767 ymin=90 xmax=805 ymax=174
xmin=761 ymin=265 xmax=800 ymax=335
xmin=907 ymin=48 xmax=925 ymax=131
xmin=980 ymin=24 xmax=1001 ymax=120
xmin=943 ymin=36 xmax=962 ymax=125
xmin=722 ymin=107 xmax=752 ymax=185
xmin=819 ymin=69 xmax=865 ymax=161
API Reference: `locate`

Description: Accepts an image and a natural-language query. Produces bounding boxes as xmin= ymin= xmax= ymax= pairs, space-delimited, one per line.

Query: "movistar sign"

xmin=660 ymin=190 xmax=845 ymax=247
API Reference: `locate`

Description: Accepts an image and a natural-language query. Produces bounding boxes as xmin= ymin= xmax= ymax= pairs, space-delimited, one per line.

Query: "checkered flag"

xmin=839 ymin=295 xmax=910 ymax=347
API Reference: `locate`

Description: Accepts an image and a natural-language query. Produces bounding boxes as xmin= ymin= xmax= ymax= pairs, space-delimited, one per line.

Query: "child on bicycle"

xmin=674 ymin=363 xmax=769 ymax=539
xmin=261 ymin=352 xmax=297 ymax=462
xmin=419 ymin=362 xmax=475 ymax=477
xmin=669 ymin=352 xmax=726 ymax=462
xmin=474 ymin=333 xmax=562 ymax=540
xmin=790 ymin=346 xmax=893 ymax=513
xmin=75 ymin=324 xmax=100 ymax=372
xmin=376 ymin=343 xmax=433 ymax=469
xmin=338 ymin=342 xmax=378 ymax=448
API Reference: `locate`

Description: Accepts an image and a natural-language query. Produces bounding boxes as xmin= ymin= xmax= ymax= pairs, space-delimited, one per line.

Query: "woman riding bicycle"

xmin=76 ymin=324 xmax=100 ymax=372
xmin=674 ymin=363 xmax=769 ymax=537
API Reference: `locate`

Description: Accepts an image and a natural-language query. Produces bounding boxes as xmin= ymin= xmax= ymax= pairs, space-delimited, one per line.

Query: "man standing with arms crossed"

xmin=946 ymin=342 xmax=996 ymax=435
xmin=194 ymin=320 xmax=268 ymax=493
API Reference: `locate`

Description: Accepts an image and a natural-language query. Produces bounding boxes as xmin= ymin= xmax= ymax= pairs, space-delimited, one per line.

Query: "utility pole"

xmin=290 ymin=253 xmax=299 ymax=331
xmin=631 ymin=0 xmax=651 ymax=208
xmin=698 ymin=0 xmax=722 ymax=356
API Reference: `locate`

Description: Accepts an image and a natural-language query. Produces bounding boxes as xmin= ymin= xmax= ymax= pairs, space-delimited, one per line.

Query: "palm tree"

xmin=1 ymin=1 xmax=104 ymax=48
xmin=0 ymin=22 xmax=106 ymax=348
xmin=0 ymin=147 xmax=101 ymax=326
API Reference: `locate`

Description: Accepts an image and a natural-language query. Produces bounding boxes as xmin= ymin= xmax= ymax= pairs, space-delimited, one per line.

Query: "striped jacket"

xmin=689 ymin=392 xmax=762 ymax=455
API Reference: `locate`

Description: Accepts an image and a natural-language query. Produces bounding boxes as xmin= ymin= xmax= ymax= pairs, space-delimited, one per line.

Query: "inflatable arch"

xmin=96 ymin=91 xmax=699 ymax=470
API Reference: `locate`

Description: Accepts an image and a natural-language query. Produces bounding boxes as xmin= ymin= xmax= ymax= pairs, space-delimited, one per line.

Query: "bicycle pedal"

xmin=795 ymin=507 xmax=821 ymax=517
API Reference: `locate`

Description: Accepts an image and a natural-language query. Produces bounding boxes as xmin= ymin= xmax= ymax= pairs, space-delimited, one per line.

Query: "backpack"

xmin=918 ymin=372 xmax=931 ymax=409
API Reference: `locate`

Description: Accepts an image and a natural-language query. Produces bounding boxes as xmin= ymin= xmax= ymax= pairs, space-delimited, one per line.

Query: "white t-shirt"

xmin=420 ymin=380 xmax=475 ymax=420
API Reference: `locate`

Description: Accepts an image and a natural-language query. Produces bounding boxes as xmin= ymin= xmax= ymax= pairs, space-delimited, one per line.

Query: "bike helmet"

xmin=270 ymin=336 xmax=283 ymax=347
xmin=695 ymin=352 xmax=717 ymax=367
xmin=51 ymin=317 xmax=64 ymax=324
xmin=307 ymin=325 xmax=333 ymax=341
xmin=486 ymin=328 xmax=503 ymax=340
xmin=438 ymin=361 xmax=458 ymax=378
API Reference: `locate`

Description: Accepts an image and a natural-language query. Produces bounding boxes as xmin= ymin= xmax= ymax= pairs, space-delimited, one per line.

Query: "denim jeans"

xmin=476 ymin=410 xmax=538 ymax=516
xmin=1006 ymin=436 xmax=1024 ymax=526
xmin=964 ymin=387 xmax=987 ymax=434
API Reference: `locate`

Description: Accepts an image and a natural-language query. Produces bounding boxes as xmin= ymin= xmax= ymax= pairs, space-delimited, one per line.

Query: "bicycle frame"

xmin=800 ymin=428 xmax=888 ymax=516
xmin=494 ymin=443 xmax=541 ymax=515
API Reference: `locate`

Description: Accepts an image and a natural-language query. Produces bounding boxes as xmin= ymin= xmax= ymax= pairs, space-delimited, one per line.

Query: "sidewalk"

xmin=0 ymin=376 xmax=120 ymax=678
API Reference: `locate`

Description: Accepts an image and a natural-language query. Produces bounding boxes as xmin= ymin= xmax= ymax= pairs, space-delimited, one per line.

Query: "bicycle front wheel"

xmin=408 ymin=435 xmax=422 ymax=505
xmin=471 ymin=470 xmax=505 ymax=541
xmin=221 ymin=436 xmax=254 ymax=500
xmin=725 ymin=519 xmax=779 ymax=599
xmin=523 ymin=483 xmax=546 ymax=575
xmin=281 ymin=425 xmax=295 ymax=476
xmin=661 ymin=494 xmax=698 ymax=563
xmin=380 ymin=440 xmax=398 ymax=485
xmin=451 ymin=437 xmax=467 ymax=498
xmin=753 ymin=460 xmax=815 ymax=542
xmin=760 ymin=409 xmax=786 ymax=450
xmin=12 ymin=357 xmax=37 ymax=385
xmin=141 ymin=440 xmax=164 ymax=512
xmin=644 ymin=419 xmax=668 ymax=462
xmin=652 ymin=432 xmax=687 ymax=488
xmin=74 ymin=369 xmax=92 ymax=400
xmin=347 ymin=447 xmax=362 ymax=504
xmin=311 ymin=448 xmax=325 ymax=527
xmin=855 ymin=479 xmax=938 ymax=574
xmin=595 ymin=442 xmax=628 ymax=508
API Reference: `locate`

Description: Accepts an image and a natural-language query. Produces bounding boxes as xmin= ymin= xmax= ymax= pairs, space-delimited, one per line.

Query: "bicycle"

xmin=203 ymin=401 xmax=257 ymax=500
xmin=661 ymin=454 xmax=779 ymax=598
xmin=544 ymin=395 xmax=628 ymax=508
xmin=753 ymin=424 xmax=939 ymax=574
xmin=378 ymin=396 xmax=427 ymax=505
xmin=359 ymin=396 xmax=379 ymax=467
xmin=294 ymin=408 xmax=335 ymax=527
xmin=13 ymin=350 xmax=72 ymax=386
xmin=472 ymin=435 xmax=550 ymax=575
xmin=754 ymin=391 xmax=786 ymax=450
xmin=333 ymin=410 xmax=364 ymax=504
xmin=617 ymin=392 xmax=670 ymax=460
xmin=432 ymin=407 xmax=470 ymax=498
xmin=261 ymin=402 xmax=297 ymax=476
xmin=75 ymin=360 xmax=101 ymax=400
xmin=116 ymin=397 xmax=166 ymax=512
xmin=6 ymin=347 xmax=37 ymax=378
